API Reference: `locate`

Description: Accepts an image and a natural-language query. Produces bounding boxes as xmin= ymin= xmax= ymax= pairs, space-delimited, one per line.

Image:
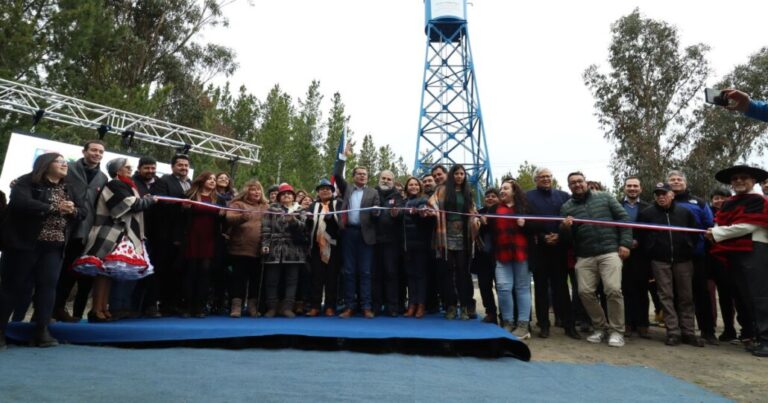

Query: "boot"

xmin=482 ymin=313 xmax=498 ymax=324
xmin=230 ymin=298 xmax=242 ymax=318
xmin=444 ymin=306 xmax=457 ymax=320
xmin=32 ymin=327 xmax=59 ymax=348
xmin=264 ymin=301 xmax=278 ymax=318
xmin=247 ymin=299 xmax=260 ymax=317
xmin=459 ymin=306 xmax=470 ymax=321
xmin=53 ymin=308 xmax=76 ymax=323
xmin=415 ymin=304 xmax=425 ymax=319
xmin=404 ymin=304 xmax=416 ymax=317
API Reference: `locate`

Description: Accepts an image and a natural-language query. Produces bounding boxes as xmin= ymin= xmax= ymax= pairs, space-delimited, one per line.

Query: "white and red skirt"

xmin=72 ymin=235 xmax=153 ymax=280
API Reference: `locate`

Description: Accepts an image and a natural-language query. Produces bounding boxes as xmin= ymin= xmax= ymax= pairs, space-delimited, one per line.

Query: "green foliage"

xmin=0 ymin=1 xmax=412 ymax=192
xmin=584 ymin=9 xmax=710 ymax=199
xmin=682 ymin=48 xmax=768 ymax=195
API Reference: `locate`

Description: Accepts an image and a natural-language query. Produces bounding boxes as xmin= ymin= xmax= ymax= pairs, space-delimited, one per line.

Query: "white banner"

xmin=0 ymin=132 xmax=193 ymax=196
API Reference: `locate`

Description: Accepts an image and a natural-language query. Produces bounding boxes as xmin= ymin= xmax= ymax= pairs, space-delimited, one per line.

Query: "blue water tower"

xmin=414 ymin=0 xmax=492 ymax=198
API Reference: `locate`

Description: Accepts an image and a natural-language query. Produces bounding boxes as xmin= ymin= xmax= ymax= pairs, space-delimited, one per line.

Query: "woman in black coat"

xmin=0 ymin=152 xmax=85 ymax=348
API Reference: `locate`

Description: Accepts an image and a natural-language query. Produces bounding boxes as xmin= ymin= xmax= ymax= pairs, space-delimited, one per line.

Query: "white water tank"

xmin=425 ymin=0 xmax=467 ymax=24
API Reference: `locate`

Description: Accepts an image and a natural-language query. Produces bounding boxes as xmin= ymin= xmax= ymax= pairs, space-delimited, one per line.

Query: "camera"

xmin=704 ymin=88 xmax=728 ymax=107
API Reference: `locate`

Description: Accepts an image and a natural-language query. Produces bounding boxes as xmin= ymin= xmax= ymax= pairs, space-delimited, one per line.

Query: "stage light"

xmin=122 ymin=130 xmax=135 ymax=148
xmin=97 ymin=124 xmax=111 ymax=140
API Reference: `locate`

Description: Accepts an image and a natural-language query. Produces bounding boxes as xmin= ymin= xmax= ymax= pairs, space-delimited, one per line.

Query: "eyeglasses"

xmin=53 ymin=159 xmax=68 ymax=165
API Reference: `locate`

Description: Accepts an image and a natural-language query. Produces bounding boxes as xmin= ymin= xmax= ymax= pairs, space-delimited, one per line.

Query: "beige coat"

xmin=225 ymin=200 xmax=267 ymax=258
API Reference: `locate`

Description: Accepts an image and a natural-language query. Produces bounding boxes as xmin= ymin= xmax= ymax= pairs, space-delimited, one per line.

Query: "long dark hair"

xmin=444 ymin=164 xmax=473 ymax=213
xmin=502 ymin=179 xmax=528 ymax=214
xmin=31 ymin=152 xmax=63 ymax=185
xmin=187 ymin=171 xmax=218 ymax=204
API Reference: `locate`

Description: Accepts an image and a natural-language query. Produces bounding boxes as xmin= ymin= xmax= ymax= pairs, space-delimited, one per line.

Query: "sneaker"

xmin=512 ymin=321 xmax=531 ymax=340
xmin=608 ymin=332 xmax=625 ymax=347
xmin=459 ymin=307 xmax=470 ymax=321
xmin=587 ymin=331 xmax=605 ymax=344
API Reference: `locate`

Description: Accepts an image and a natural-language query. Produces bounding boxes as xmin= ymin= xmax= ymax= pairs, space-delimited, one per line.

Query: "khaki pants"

xmin=651 ymin=260 xmax=695 ymax=337
xmin=575 ymin=252 xmax=625 ymax=334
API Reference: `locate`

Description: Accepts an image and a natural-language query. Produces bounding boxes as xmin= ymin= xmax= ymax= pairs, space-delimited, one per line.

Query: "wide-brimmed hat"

xmin=315 ymin=178 xmax=335 ymax=192
xmin=714 ymin=165 xmax=768 ymax=184
xmin=276 ymin=183 xmax=295 ymax=196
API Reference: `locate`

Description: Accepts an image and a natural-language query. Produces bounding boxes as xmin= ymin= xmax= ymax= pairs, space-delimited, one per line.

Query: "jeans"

xmin=229 ymin=255 xmax=263 ymax=300
xmin=495 ymin=260 xmax=531 ymax=323
xmin=575 ymin=252 xmax=625 ymax=334
xmin=342 ymin=227 xmax=373 ymax=310
xmin=0 ymin=243 xmax=64 ymax=331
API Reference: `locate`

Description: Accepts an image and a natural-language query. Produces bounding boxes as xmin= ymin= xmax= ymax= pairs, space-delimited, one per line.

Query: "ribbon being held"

xmin=154 ymin=196 xmax=705 ymax=234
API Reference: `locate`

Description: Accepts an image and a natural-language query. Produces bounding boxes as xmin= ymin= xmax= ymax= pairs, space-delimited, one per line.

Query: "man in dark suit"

xmin=147 ymin=154 xmax=191 ymax=316
xmin=620 ymin=176 xmax=652 ymax=338
xmin=334 ymin=143 xmax=380 ymax=318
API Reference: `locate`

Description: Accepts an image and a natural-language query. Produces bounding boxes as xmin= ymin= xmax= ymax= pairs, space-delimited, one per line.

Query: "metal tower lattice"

xmin=413 ymin=2 xmax=492 ymax=196
xmin=0 ymin=78 xmax=260 ymax=164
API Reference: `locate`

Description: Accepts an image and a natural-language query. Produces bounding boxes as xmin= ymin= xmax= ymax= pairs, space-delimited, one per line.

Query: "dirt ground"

xmin=468 ymin=274 xmax=767 ymax=403
xmin=523 ymin=322 xmax=765 ymax=402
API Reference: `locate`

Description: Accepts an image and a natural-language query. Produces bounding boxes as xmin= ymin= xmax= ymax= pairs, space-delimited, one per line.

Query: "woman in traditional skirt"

xmin=72 ymin=158 xmax=155 ymax=323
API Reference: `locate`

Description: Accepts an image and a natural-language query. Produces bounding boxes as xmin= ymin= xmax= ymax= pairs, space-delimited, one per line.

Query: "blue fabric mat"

xmin=0 ymin=345 xmax=728 ymax=402
xmin=5 ymin=315 xmax=530 ymax=360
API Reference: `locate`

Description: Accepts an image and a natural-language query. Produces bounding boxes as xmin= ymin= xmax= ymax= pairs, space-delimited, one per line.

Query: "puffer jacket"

xmin=559 ymin=190 xmax=632 ymax=258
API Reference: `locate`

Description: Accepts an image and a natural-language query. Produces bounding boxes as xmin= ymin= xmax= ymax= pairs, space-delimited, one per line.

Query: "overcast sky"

xmin=204 ymin=0 xmax=768 ymax=190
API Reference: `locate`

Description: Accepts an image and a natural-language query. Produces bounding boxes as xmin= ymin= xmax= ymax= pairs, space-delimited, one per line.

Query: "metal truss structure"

xmin=414 ymin=17 xmax=493 ymax=197
xmin=0 ymin=78 xmax=260 ymax=164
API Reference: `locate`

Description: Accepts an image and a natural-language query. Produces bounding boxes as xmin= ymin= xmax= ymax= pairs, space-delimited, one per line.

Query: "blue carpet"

xmin=5 ymin=316 xmax=530 ymax=360
xmin=0 ymin=345 xmax=728 ymax=402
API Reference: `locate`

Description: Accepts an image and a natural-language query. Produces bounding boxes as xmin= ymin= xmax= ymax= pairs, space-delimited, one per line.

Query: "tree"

xmin=681 ymin=48 xmax=768 ymax=195
xmin=288 ymin=80 xmax=324 ymax=190
xmin=256 ymin=85 xmax=294 ymax=186
xmin=584 ymin=9 xmax=710 ymax=199
xmin=358 ymin=134 xmax=378 ymax=186
xmin=321 ymin=92 xmax=347 ymax=174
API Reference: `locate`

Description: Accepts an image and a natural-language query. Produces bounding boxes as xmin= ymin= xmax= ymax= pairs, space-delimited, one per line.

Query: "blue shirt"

xmin=348 ymin=185 xmax=365 ymax=226
xmin=745 ymin=100 xmax=768 ymax=123
xmin=673 ymin=192 xmax=714 ymax=256
xmin=622 ymin=198 xmax=641 ymax=222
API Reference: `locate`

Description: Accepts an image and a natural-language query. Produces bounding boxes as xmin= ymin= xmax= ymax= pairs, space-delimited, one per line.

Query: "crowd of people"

xmin=0 ymin=90 xmax=766 ymax=357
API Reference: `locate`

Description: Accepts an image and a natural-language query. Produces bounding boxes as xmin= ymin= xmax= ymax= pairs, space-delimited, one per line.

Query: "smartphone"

xmin=704 ymin=88 xmax=728 ymax=106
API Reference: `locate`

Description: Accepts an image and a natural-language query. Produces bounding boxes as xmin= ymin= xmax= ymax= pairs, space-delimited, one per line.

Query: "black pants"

xmin=711 ymin=256 xmax=738 ymax=336
xmin=440 ymin=250 xmax=472 ymax=308
xmin=53 ymin=239 xmax=92 ymax=318
xmin=731 ymin=243 xmax=768 ymax=344
xmin=531 ymin=244 xmax=573 ymax=329
xmin=182 ymin=258 xmax=211 ymax=314
xmin=471 ymin=250 xmax=497 ymax=316
xmin=228 ymin=255 xmax=262 ymax=301
xmin=425 ymin=256 xmax=441 ymax=312
xmin=692 ymin=254 xmax=716 ymax=336
xmin=264 ymin=263 xmax=300 ymax=311
xmin=405 ymin=249 xmax=429 ymax=305
xmin=622 ymin=254 xmax=650 ymax=329
xmin=0 ymin=243 xmax=64 ymax=331
xmin=150 ymin=242 xmax=183 ymax=312
xmin=372 ymin=242 xmax=400 ymax=313
xmin=309 ymin=246 xmax=340 ymax=310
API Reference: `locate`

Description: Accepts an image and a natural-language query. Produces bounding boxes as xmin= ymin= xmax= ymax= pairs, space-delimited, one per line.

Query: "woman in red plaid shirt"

xmin=480 ymin=179 xmax=532 ymax=339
